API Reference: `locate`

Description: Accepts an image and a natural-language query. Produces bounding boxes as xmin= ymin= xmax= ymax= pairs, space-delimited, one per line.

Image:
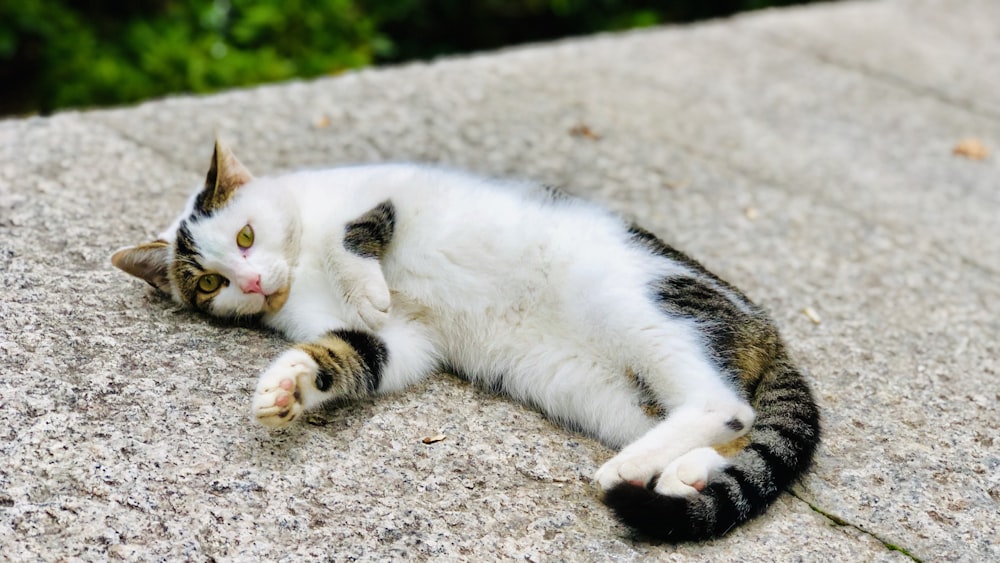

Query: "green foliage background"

xmin=0 ymin=0 xmax=829 ymax=115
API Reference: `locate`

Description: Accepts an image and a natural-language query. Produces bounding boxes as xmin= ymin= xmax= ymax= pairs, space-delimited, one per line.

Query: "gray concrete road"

xmin=1 ymin=0 xmax=996 ymax=560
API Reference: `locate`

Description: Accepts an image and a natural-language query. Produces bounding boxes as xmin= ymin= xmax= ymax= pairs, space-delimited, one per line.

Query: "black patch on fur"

xmin=172 ymin=221 xmax=208 ymax=308
xmin=627 ymin=225 xmax=741 ymax=292
xmin=314 ymin=348 xmax=340 ymax=392
xmin=628 ymin=225 xmax=708 ymax=275
xmin=603 ymin=469 xmax=771 ymax=542
xmin=704 ymin=478 xmax=743 ymax=535
xmin=192 ymin=191 xmax=214 ymax=219
xmin=603 ymin=484 xmax=702 ymax=541
xmin=344 ymin=201 xmax=395 ymax=259
xmin=630 ymin=225 xmax=760 ymax=383
xmin=725 ymin=466 xmax=767 ymax=512
xmin=725 ymin=417 xmax=745 ymax=432
xmin=745 ymin=443 xmax=791 ymax=481
xmin=653 ymin=275 xmax=743 ymax=377
xmin=175 ymin=221 xmax=199 ymax=260
xmin=195 ymin=152 xmax=222 ymax=216
xmin=331 ymin=329 xmax=388 ymax=393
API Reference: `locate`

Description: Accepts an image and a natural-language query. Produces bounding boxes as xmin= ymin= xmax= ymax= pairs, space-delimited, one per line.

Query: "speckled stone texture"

xmin=1 ymin=0 xmax=997 ymax=560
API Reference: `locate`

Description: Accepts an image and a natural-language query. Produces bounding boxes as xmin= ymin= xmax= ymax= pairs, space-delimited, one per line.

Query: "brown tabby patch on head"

xmin=169 ymin=221 xmax=214 ymax=309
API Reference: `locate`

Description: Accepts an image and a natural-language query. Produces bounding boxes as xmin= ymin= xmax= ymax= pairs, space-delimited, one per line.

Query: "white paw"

xmin=251 ymin=349 xmax=319 ymax=429
xmin=595 ymin=449 xmax=671 ymax=492
xmin=719 ymin=402 xmax=756 ymax=438
xmin=654 ymin=447 xmax=728 ymax=496
xmin=594 ymin=454 xmax=629 ymax=491
xmin=688 ymin=399 xmax=756 ymax=444
xmin=349 ymin=285 xmax=390 ymax=331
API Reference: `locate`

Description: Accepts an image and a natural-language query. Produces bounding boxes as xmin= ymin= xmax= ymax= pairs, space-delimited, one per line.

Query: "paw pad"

xmin=251 ymin=350 xmax=317 ymax=429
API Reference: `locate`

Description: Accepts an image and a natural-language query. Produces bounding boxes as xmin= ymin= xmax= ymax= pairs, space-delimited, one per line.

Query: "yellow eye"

xmin=237 ymin=224 xmax=254 ymax=249
xmin=198 ymin=274 xmax=224 ymax=293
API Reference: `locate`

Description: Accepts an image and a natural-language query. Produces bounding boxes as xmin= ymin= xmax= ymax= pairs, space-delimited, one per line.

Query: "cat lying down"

xmin=112 ymin=141 xmax=820 ymax=541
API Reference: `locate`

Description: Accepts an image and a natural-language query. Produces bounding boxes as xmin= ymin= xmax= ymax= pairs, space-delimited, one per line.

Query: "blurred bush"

xmin=0 ymin=0 xmax=829 ymax=115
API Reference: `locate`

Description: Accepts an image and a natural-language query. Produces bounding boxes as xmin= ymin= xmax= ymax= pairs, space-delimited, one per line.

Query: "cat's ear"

xmin=194 ymin=140 xmax=254 ymax=215
xmin=111 ymin=240 xmax=173 ymax=294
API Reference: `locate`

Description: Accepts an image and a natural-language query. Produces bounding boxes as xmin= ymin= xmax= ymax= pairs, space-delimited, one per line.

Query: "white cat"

xmin=112 ymin=141 xmax=820 ymax=541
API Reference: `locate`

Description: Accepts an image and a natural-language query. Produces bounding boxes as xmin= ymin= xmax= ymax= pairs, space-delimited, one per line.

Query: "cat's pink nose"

xmin=241 ymin=275 xmax=263 ymax=295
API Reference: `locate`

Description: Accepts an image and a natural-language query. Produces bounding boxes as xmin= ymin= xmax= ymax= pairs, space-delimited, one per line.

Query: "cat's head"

xmin=112 ymin=141 xmax=297 ymax=319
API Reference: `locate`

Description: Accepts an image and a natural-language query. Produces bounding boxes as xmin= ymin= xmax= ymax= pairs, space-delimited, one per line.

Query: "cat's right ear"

xmin=194 ymin=140 xmax=254 ymax=215
xmin=111 ymin=240 xmax=173 ymax=295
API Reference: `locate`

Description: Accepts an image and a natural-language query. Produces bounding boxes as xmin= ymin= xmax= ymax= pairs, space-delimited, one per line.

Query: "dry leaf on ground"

xmin=569 ymin=124 xmax=600 ymax=140
xmin=953 ymin=138 xmax=988 ymax=160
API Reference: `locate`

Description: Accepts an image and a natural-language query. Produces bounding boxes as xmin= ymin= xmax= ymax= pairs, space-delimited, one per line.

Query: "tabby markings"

xmin=344 ymin=200 xmax=395 ymax=260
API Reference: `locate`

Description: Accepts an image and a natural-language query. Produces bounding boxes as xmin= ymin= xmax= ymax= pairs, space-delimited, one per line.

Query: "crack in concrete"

xmin=789 ymin=490 xmax=923 ymax=562
xmin=753 ymin=31 xmax=1000 ymax=123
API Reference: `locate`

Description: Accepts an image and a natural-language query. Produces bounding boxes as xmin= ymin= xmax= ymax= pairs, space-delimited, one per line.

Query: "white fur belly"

xmin=425 ymin=297 xmax=657 ymax=446
xmin=387 ymin=238 xmax=662 ymax=445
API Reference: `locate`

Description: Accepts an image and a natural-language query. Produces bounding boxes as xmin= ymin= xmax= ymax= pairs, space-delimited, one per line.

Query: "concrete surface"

xmin=1 ymin=0 xmax=997 ymax=560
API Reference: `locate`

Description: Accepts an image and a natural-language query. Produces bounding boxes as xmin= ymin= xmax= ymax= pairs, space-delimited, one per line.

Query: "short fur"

xmin=111 ymin=141 xmax=820 ymax=541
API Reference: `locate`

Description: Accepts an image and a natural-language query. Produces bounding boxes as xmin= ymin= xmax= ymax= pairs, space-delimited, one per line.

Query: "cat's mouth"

xmin=262 ymin=285 xmax=290 ymax=313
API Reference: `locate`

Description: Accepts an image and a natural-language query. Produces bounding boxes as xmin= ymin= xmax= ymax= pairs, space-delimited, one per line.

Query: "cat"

xmin=111 ymin=141 xmax=820 ymax=541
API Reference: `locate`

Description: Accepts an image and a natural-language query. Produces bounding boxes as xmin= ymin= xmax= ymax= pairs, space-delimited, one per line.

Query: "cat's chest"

xmin=264 ymin=263 xmax=361 ymax=341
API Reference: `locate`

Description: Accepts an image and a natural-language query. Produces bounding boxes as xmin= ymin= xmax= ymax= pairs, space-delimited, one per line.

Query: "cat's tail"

xmin=602 ymin=357 xmax=820 ymax=541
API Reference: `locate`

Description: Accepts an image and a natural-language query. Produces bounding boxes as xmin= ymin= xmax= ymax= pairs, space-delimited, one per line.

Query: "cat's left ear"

xmin=194 ymin=140 xmax=254 ymax=215
xmin=111 ymin=240 xmax=173 ymax=295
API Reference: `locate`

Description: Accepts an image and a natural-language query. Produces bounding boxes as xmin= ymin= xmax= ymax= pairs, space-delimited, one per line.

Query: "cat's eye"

xmin=237 ymin=224 xmax=254 ymax=249
xmin=198 ymin=273 xmax=224 ymax=293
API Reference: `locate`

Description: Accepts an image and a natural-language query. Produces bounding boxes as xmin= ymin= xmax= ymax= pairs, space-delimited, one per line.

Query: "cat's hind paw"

xmin=654 ymin=447 xmax=729 ymax=496
xmin=251 ymin=349 xmax=318 ymax=429
xmin=595 ymin=449 xmax=673 ymax=492
xmin=595 ymin=446 xmax=729 ymax=497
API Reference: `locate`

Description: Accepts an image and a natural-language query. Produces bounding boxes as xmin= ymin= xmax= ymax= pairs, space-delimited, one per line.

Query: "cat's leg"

xmin=331 ymin=254 xmax=391 ymax=330
xmin=655 ymin=446 xmax=730 ymax=495
xmin=594 ymin=318 xmax=755 ymax=494
xmin=251 ymin=330 xmax=383 ymax=428
xmin=593 ymin=398 xmax=750 ymax=494
xmin=596 ymin=407 xmax=748 ymax=497
xmin=325 ymin=201 xmax=395 ymax=331
xmin=252 ymin=319 xmax=437 ymax=428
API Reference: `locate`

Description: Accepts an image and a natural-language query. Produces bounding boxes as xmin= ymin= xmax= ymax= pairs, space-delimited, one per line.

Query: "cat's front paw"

xmin=355 ymin=293 xmax=390 ymax=331
xmin=251 ymin=349 xmax=318 ymax=429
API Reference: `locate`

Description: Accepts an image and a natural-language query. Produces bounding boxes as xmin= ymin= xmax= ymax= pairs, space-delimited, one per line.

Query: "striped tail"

xmin=602 ymin=358 xmax=821 ymax=541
